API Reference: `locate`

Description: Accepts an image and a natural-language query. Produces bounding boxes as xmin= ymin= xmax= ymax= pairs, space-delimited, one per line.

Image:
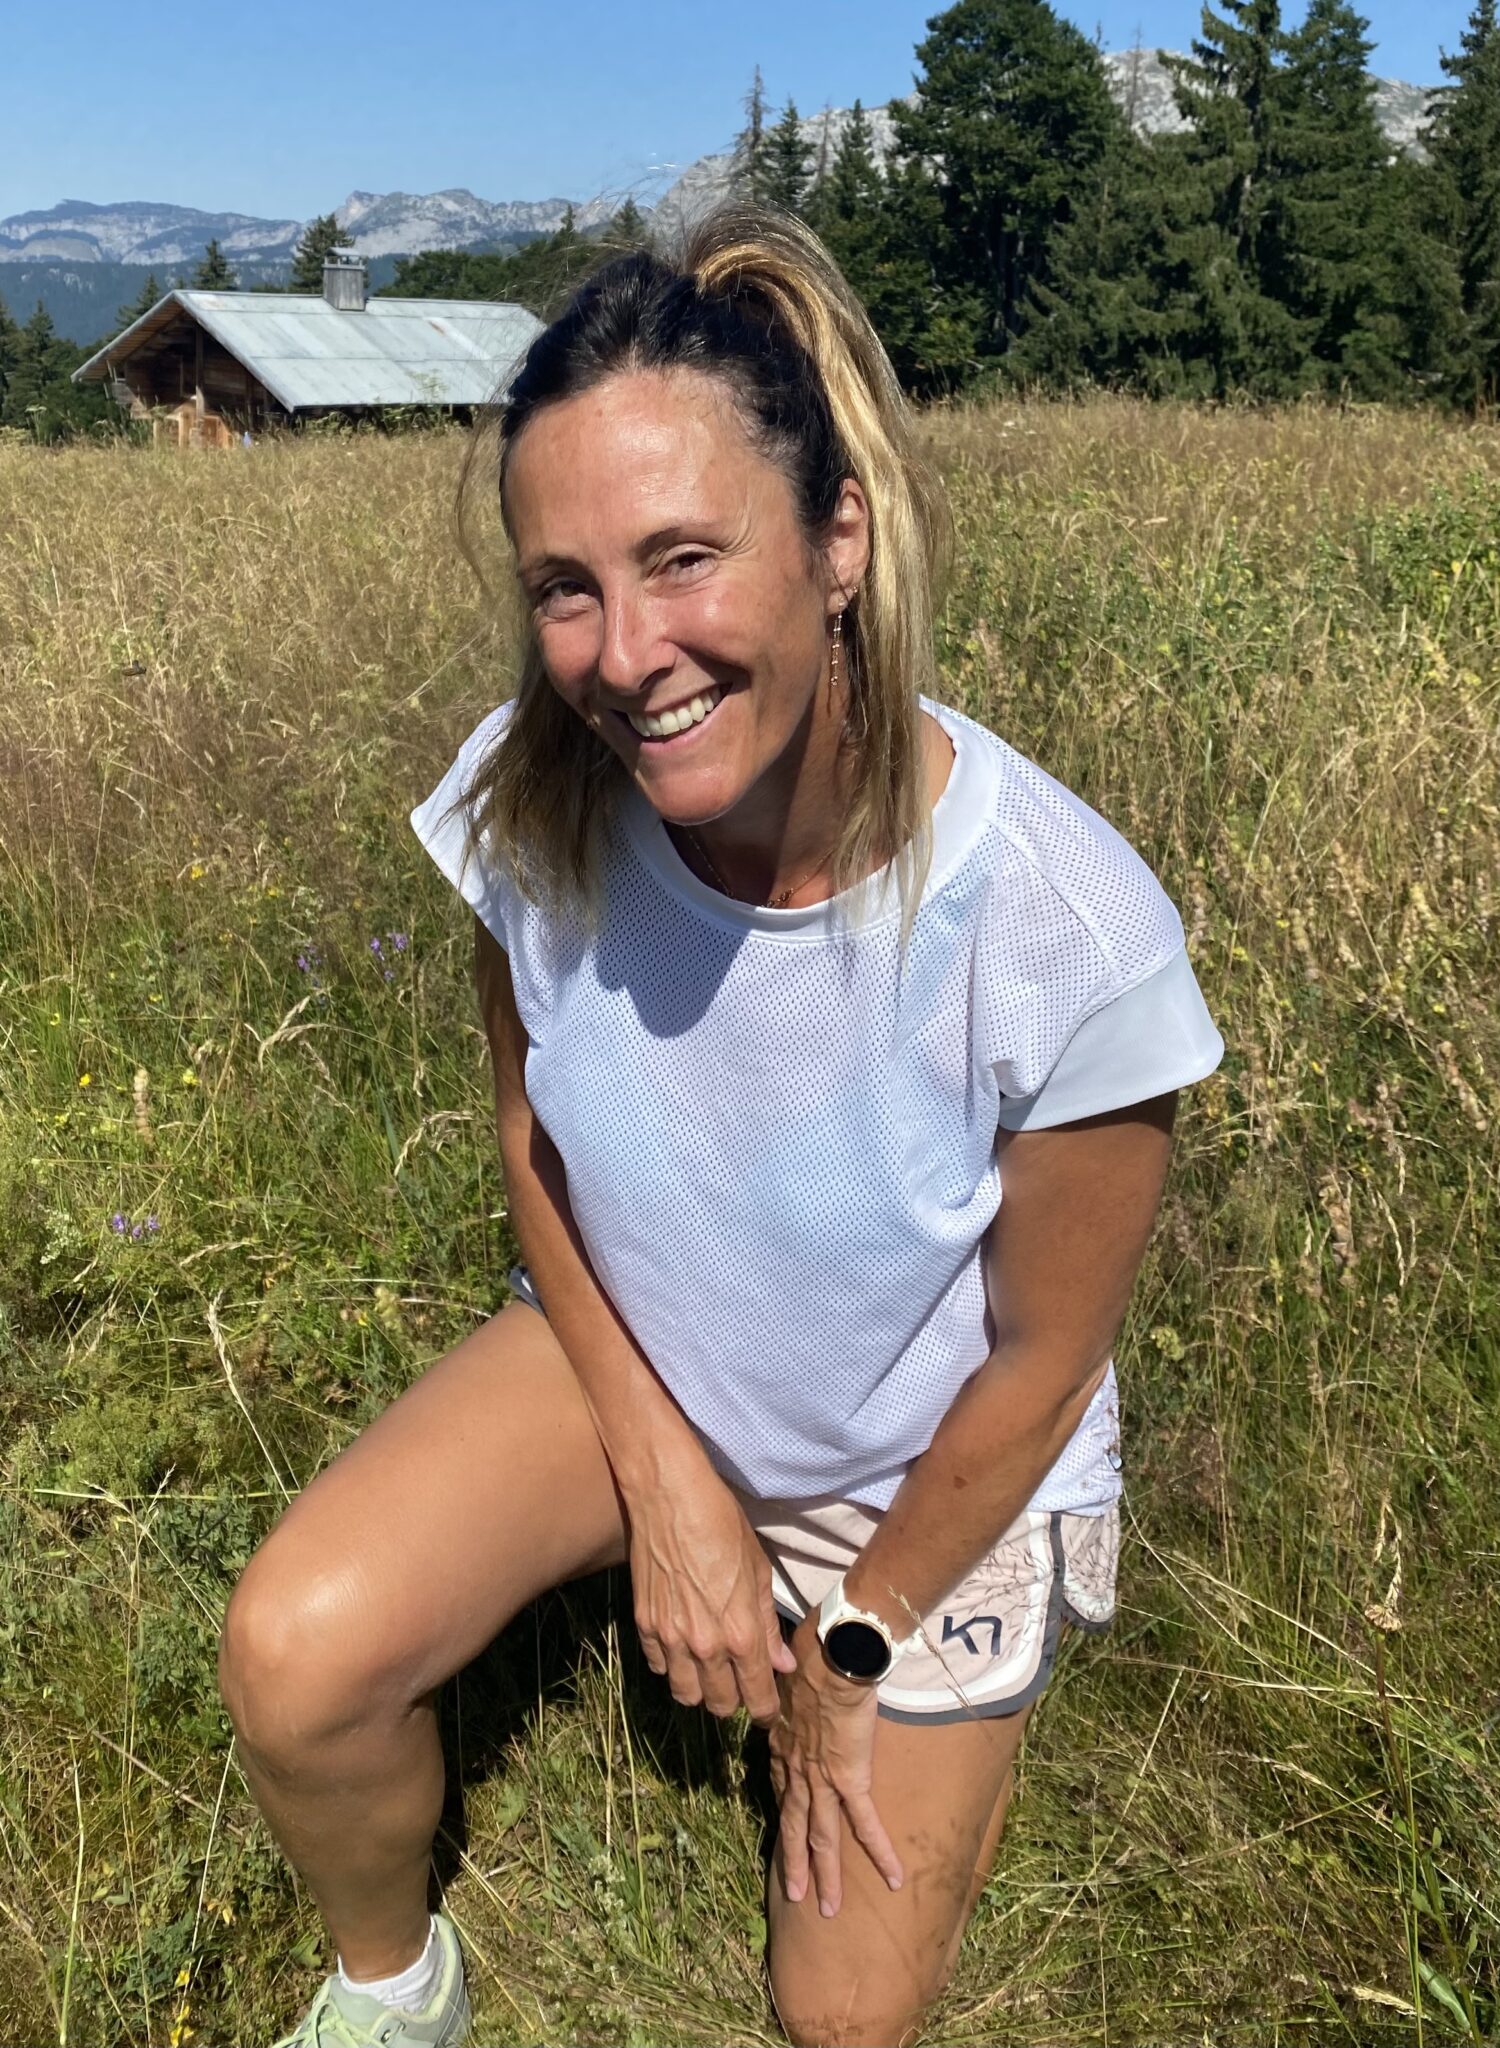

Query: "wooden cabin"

xmin=72 ymin=254 xmax=543 ymax=440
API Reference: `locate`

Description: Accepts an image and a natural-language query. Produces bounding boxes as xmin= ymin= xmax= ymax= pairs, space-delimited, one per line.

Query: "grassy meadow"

xmin=1 ymin=399 xmax=1497 ymax=2047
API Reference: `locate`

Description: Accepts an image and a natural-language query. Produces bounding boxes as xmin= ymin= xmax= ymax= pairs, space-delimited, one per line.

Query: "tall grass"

xmin=1 ymin=401 xmax=1496 ymax=2046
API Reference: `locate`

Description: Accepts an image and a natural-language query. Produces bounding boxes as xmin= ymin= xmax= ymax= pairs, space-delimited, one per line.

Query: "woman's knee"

xmin=768 ymin=1944 xmax=947 ymax=2048
xmin=218 ymin=1543 xmax=429 ymax=1768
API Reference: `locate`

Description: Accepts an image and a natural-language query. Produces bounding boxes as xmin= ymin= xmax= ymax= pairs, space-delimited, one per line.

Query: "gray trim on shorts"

xmin=507 ymin=1262 xmax=545 ymax=1315
xmin=509 ymin=1260 xmax=1112 ymax=1724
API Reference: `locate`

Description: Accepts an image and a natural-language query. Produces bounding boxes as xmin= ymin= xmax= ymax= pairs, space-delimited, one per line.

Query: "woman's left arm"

xmin=842 ymin=1087 xmax=1178 ymax=1630
xmin=773 ymin=1090 xmax=1179 ymax=1914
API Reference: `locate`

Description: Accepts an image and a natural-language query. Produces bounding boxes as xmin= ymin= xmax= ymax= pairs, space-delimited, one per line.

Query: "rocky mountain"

xmin=0 ymin=188 xmax=618 ymax=271
xmin=1099 ymin=46 xmax=1433 ymax=152
xmin=653 ymin=103 xmax=902 ymax=238
xmin=333 ymin=187 xmax=617 ymax=256
xmin=0 ymin=198 xmax=305 ymax=267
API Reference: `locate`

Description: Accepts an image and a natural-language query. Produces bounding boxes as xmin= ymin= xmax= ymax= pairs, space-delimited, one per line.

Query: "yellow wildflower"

xmin=78 ymin=1073 xmax=92 ymax=1088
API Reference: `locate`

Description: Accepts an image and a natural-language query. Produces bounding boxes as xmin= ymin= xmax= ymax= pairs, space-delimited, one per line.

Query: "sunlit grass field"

xmin=1 ymin=399 xmax=1497 ymax=2047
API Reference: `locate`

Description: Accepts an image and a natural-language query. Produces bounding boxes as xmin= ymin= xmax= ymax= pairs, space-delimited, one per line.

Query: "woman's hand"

xmin=628 ymin=1469 xmax=797 ymax=1725
xmin=770 ymin=1612 xmax=904 ymax=1917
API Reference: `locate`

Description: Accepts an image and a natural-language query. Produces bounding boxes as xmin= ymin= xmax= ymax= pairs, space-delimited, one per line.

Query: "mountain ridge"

xmin=3 ymin=49 xmax=1441 ymax=343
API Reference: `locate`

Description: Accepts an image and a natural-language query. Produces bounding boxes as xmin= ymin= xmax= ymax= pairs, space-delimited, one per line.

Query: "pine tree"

xmin=803 ymin=106 xmax=838 ymax=226
xmin=0 ymin=291 xmax=18 ymax=415
xmin=890 ymin=0 xmax=1129 ymax=365
xmin=763 ymin=100 xmax=812 ymax=214
xmin=825 ymin=101 xmax=885 ymax=222
xmin=608 ymin=197 xmax=650 ymax=250
xmin=731 ymin=68 xmax=771 ymax=201
xmin=1012 ymin=127 xmax=1183 ymax=390
xmin=193 ymin=238 xmax=238 ymax=289
xmin=811 ymin=102 xmax=891 ymax=308
xmin=860 ymin=155 xmax=989 ymax=395
xmin=1426 ymin=0 xmax=1500 ymax=404
xmin=1270 ymin=0 xmax=1404 ymax=395
xmin=117 ymin=272 xmax=164 ymax=327
xmin=1 ymin=302 xmax=69 ymax=431
xmin=1159 ymin=1 xmax=1310 ymax=396
xmin=1384 ymin=152 xmax=1467 ymax=394
xmin=290 ymin=213 xmax=355 ymax=293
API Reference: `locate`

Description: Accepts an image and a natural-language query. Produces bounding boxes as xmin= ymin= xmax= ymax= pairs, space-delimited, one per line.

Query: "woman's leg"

xmin=766 ymin=1700 xmax=1035 ymax=2048
xmin=217 ymin=1301 xmax=629 ymax=1981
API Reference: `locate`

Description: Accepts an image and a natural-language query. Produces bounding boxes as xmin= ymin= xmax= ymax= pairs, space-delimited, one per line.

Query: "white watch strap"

xmin=816 ymin=1573 xmax=914 ymax=1665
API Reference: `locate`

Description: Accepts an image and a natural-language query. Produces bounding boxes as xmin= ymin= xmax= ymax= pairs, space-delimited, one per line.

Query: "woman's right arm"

xmin=473 ymin=914 xmax=796 ymax=1724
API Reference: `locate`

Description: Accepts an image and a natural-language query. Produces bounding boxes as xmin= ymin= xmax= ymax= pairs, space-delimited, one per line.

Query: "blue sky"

xmin=0 ymin=0 xmax=1475 ymax=223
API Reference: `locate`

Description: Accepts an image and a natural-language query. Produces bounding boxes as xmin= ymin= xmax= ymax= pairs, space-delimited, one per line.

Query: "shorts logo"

xmin=941 ymin=1612 xmax=1003 ymax=1657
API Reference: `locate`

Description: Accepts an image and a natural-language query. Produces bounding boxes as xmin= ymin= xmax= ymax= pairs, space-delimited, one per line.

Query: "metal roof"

xmin=72 ymin=289 xmax=544 ymax=411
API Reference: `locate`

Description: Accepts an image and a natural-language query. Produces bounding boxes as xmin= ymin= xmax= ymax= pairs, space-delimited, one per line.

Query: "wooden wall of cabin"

xmin=115 ymin=319 xmax=284 ymax=428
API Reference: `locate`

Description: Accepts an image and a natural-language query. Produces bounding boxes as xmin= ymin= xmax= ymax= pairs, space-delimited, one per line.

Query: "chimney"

xmin=323 ymin=251 xmax=368 ymax=310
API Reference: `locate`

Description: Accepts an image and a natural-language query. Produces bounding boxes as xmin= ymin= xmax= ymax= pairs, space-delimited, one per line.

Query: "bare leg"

xmin=766 ymin=1699 xmax=1034 ymax=2048
xmin=218 ymin=1302 xmax=629 ymax=1979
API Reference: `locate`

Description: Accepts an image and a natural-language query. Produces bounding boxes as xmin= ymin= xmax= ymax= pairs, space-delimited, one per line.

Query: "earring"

xmin=831 ymin=607 xmax=845 ymax=690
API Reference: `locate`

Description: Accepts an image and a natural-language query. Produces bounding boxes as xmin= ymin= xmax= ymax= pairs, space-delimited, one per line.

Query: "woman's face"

xmin=503 ymin=366 xmax=869 ymax=831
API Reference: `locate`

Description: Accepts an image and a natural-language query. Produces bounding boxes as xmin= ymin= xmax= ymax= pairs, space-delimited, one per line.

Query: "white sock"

xmin=337 ymin=1913 xmax=443 ymax=2011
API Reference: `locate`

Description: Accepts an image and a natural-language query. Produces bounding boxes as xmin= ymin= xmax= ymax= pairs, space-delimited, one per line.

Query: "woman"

xmin=220 ymin=204 xmax=1224 ymax=2048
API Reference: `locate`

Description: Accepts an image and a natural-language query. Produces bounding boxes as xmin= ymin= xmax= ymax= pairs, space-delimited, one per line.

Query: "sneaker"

xmin=270 ymin=1909 xmax=472 ymax=2047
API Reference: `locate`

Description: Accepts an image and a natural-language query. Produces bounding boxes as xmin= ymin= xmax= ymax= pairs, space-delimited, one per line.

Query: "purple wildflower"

xmin=388 ymin=931 xmax=408 ymax=953
xmin=369 ymin=936 xmax=383 ymax=955
xmin=110 ymin=1212 xmax=127 ymax=1234
xmin=130 ymin=1222 xmax=143 ymax=1240
xmin=145 ymin=1215 xmax=159 ymax=1233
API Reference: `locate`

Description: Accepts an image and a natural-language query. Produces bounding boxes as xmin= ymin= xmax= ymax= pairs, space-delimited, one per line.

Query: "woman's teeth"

xmin=627 ymin=685 xmax=723 ymax=739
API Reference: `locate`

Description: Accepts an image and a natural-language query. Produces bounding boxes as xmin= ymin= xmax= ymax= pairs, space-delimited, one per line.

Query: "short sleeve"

xmin=970 ymin=736 xmax=1225 ymax=1132
xmin=409 ymin=701 xmax=517 ymax=951
xmin=996 ymin=945 xmax=1225 ymax=1130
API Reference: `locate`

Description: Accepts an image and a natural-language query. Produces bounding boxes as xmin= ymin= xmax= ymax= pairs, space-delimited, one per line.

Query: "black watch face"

xmin=825 ymin=1618 xmax=891 ymax=1682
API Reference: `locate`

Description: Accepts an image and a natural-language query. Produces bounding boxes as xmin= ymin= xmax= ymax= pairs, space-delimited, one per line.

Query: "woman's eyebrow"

xmin=517 ymin=549 xmax=584 ymax=584
xmin=634 ymin=522 xmax=714 ymax=556
xmin=520 ymin=524 xmax=724 ymax=584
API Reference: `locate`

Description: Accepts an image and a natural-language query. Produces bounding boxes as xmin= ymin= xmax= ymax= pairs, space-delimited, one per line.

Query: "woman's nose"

xmin=597 ymin=586 xmax=669 ymax=696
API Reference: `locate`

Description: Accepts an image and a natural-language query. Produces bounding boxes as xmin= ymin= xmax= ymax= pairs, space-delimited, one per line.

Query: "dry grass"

xmin=1 ymin=399 xmax=1497 ymax=2046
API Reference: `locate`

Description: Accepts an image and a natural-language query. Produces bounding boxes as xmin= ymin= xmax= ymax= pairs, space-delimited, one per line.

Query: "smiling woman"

xmin=217 ymin=203 xmax=1225 ymax=2048
xmin=455 ymin=206 xmax=954 ymax=950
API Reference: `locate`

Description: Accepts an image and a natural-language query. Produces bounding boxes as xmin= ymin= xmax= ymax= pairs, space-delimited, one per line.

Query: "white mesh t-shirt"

xmin=410 ymin=693 xmax=1224 ymax=1512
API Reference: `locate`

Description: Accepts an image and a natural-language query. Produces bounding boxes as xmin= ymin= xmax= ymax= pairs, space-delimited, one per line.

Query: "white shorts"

xmin=737 ymin=1488 xmax=1117 ymax=1723
xmin=506 ymin=1263 xmax=1118 ymax=1723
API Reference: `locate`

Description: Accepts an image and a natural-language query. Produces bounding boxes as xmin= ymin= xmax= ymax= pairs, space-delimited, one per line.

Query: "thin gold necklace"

xmin=681 ymin=826 xmax=833 ymax=909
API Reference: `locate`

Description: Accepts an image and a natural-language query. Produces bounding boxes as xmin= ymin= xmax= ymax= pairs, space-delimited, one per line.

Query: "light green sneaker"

xmin=270 ymin=1909 xmax=472 ymax=2047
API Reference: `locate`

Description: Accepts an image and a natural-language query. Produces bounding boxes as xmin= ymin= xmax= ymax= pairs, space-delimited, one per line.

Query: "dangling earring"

xmin=830 ymin=606 xmax=845 ymax=692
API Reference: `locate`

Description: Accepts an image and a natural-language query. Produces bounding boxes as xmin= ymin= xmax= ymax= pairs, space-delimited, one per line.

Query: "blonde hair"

xmin=450 ymin=200 xmax=952 ymax=962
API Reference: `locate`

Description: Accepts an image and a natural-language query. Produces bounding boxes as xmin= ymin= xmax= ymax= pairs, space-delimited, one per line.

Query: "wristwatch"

xmin=816 ymin=1573 xmax=912 ymax=1685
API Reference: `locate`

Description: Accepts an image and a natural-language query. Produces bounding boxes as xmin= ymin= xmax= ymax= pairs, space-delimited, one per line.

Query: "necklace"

xmin=681 ymin=826 xmax=833 ymax=909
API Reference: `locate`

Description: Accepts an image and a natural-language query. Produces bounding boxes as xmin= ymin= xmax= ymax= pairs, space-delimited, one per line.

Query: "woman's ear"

xmin=824 ymin=478 xmax=872 ymax=614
